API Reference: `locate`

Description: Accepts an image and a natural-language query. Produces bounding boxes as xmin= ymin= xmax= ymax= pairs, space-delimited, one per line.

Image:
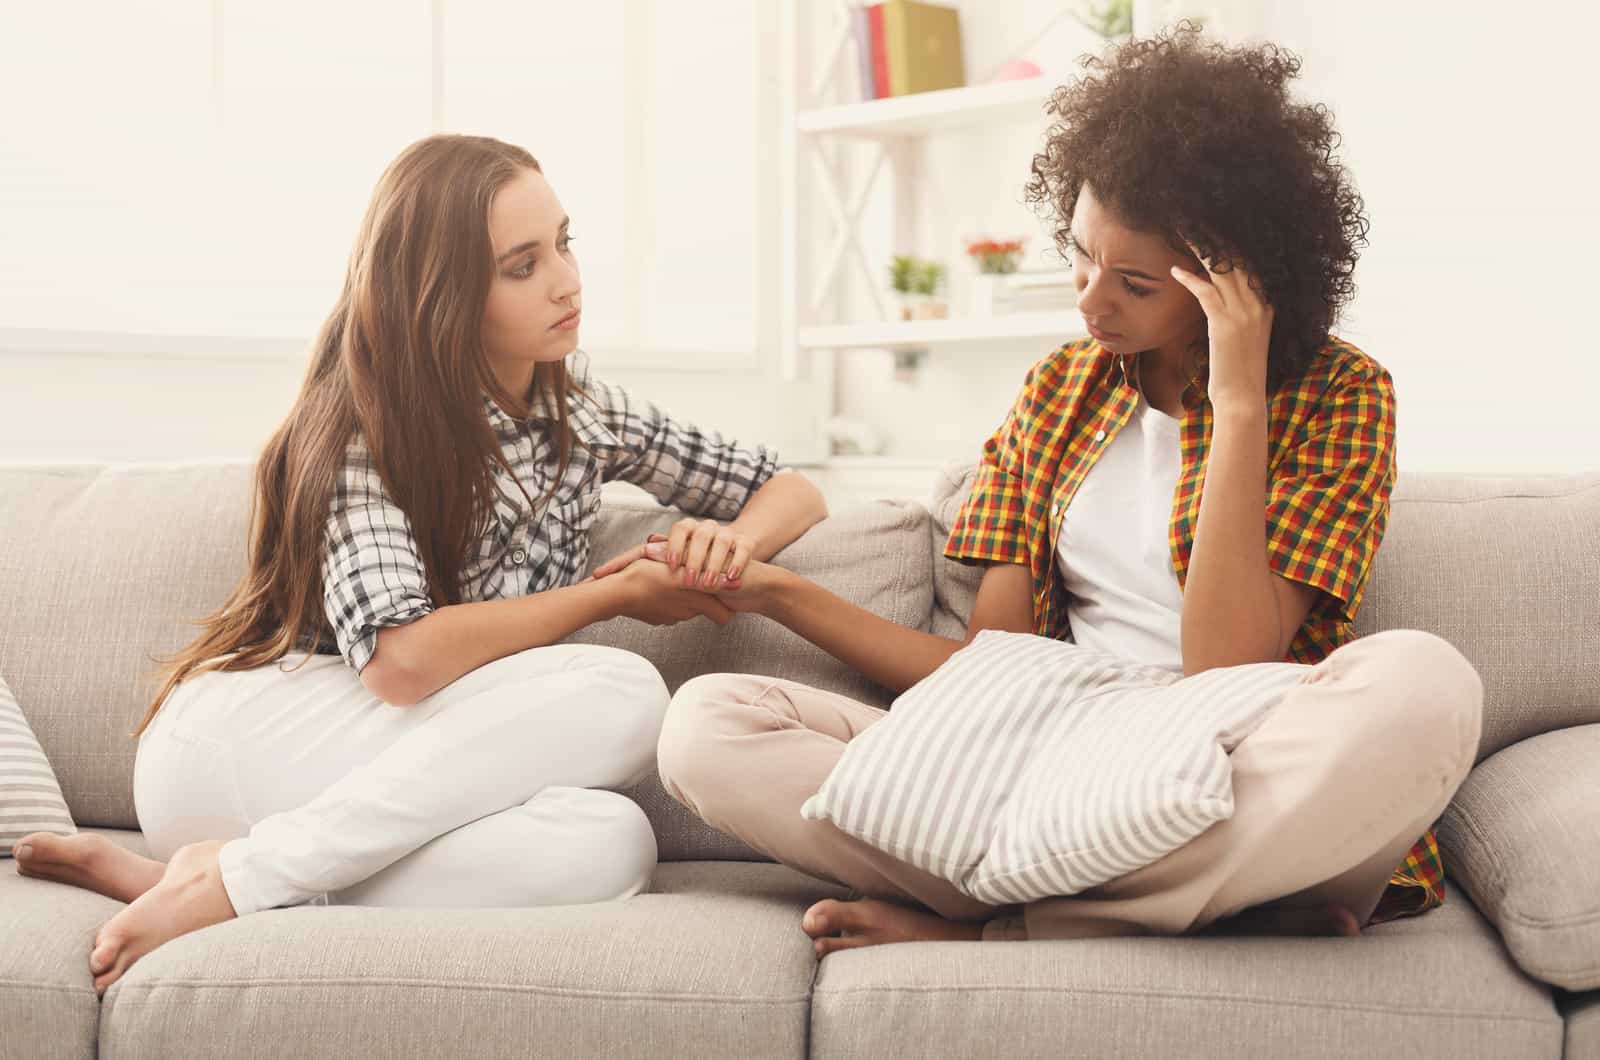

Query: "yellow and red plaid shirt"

xmin=945 ymin=336 xmax=1442 ymax=922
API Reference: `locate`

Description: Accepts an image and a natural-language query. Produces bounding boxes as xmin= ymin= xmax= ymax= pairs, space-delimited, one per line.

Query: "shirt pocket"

xmin=536 ymin=488 xmax=604 ymax=582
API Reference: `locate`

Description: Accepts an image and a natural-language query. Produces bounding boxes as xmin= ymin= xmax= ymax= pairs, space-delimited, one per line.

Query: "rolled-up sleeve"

xmin=320 ymin=448 xmax=436 ymax=673
xmin=1264 ymin=357 xmax=1397 ymax=624
xmin=583 ymin=374 xmax=781 ymax=520
xmin=945 ymin=364 xmax=1038 ymax=567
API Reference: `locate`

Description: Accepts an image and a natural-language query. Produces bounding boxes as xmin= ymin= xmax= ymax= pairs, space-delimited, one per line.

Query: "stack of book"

xmin=851 ymin=1 xmax=965 ymax=101
xmin=973 ymin=268 xmax=1079 ymax=316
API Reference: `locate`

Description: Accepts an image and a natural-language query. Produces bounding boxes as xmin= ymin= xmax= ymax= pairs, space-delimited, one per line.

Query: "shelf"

xmin=798 ymin=310 xmax=1085 ymax=351
xmin=796 ymin=76 xmax=1055 ymax=139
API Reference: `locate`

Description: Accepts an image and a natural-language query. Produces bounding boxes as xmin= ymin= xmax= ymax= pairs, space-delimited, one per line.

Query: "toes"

xmin=89 ymin=934 xmax=120 ymax=975
xmin=94 ymin=953 xmax=135 ymax=996
xmin=1329 ymin=905 xmax=1362 ymax=937
xmin=802 ymin=900 xmax=844 ymax=939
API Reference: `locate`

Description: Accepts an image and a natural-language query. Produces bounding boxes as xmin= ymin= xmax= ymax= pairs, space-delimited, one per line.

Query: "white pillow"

xmin=1 ymin=674 xmax=76 ymax=856
xmin=800 ymin=630 xmax=1307 ymax=905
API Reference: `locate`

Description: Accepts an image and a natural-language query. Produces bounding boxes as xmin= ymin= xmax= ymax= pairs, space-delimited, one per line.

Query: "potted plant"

xmin=909 ymin=259 xmax=948 ymax=319
xmin=889 ymin=254 xmax=920 ymax=320
xmin=889 ymin=255 xmax=949 ymax=320
xmin=966 ymin=237 xmax=1026 ymax=315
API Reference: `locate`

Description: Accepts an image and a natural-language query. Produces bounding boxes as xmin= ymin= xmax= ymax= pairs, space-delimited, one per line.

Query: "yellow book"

xmin=882 ymin=1 xmax=965 ymax=97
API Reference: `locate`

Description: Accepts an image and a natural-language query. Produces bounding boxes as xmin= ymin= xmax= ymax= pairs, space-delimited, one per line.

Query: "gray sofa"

xmin=2 ymin=460 xmax=1596 ymax=1060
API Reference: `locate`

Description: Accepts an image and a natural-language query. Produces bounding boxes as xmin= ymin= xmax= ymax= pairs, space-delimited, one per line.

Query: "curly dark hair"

xmin=1026 ymin=24 xmax=1368 ymax=390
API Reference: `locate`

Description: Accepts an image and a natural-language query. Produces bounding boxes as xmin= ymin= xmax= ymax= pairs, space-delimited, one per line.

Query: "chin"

xmin=535 ymin=334 xmax=580 ymax=362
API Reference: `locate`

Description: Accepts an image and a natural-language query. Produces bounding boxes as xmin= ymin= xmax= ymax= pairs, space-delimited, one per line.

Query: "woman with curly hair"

xmin=648 ymin=26 xmax=1483 ymax=952
xmin=13 ymin=133 xmax=828 ymax=992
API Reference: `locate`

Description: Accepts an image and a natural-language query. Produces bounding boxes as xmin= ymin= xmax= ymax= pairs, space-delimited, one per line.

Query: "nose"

xmin=552 ymin=252 xmax=581 ymax=302
xmin=1075 ymin=264 xmax=1115 ymax=322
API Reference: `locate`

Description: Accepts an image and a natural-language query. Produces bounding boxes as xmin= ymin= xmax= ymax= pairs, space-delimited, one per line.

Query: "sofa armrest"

xmin=1437 ymin=723 xmax=1600 ymax=991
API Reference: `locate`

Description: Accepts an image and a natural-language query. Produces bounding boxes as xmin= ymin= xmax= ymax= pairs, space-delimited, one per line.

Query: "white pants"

xmin=133 ymin=644 xmax=669 ymax=916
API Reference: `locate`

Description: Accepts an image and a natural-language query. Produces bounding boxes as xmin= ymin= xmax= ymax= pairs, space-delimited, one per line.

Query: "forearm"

xmin=728 ymin=470 xmax=829 ymax=561
xmin=367 ymin=578 xmax=627 ymax=705
xmin=1180 ymin=402 xmax=1282 ymax=674
xmin=758 ymin=568 xmax=964 ymax=694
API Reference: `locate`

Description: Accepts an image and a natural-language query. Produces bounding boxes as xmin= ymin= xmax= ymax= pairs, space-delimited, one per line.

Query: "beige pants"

xmin=656 ymin=629 xmax=1483 ymax=940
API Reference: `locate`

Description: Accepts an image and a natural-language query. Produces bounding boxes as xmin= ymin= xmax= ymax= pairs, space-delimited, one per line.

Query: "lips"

xmin=1085 ymin=320 xmax=1120 ymax=341
xmin=552 ymin=309 xmax=581 ymax=331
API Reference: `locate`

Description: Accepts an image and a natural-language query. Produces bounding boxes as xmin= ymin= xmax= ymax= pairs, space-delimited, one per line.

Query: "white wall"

xmin=0 ymin=1 xmax=816 ymax=465
xmin=3 ymin=3 xmax=1596 ymax=475
xmin=836 ymin=1 xmax=1600 ymax=474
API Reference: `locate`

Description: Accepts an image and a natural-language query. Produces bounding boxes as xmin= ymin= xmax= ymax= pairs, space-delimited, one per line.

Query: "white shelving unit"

xmin=781 ymin=1 xmax=1080 ymax=494
xmin=799 ymin=309 xmax=1084 ymax=352
xmin=796 ymin=76 xmax=1057 ymax=139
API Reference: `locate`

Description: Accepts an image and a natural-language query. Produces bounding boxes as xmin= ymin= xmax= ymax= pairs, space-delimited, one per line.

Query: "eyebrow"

xmin=495 ymin=217 xmax=570 ymax=265
xmin=1068 ymin=230 xmax=1162 ymax=283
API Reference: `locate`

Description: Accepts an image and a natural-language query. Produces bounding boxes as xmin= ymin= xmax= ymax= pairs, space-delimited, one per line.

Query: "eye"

xmin=1123 ymin=278 xmax=1155 ymax=298
xmin=509 ymin=260 xmax=535 ymax=280
xmin=560 ymin=233 xmax=576 ymax=252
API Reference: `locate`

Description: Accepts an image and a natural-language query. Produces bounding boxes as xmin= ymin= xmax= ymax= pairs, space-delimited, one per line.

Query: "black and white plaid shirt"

xmin=318 ymin=350 xmax=781 ymax=672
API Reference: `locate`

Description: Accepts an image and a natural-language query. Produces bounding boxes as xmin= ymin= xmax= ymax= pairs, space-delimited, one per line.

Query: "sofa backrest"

xmin=929 ymin=464 xmax=1600 ymax=763
xmin=3 ymin=460 xmax=1595 ymax=843
xmin=0 ymin=462 xmax=931 ymax=847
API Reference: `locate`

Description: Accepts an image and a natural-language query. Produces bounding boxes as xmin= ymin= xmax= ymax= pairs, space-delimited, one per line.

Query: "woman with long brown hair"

xmin=12 ymin=133 xmax=826 ymax=992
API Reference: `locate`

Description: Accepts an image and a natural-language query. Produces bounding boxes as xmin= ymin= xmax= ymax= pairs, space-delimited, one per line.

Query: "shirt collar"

xmin=1104 ymin=345 xmax=1211 ymax=412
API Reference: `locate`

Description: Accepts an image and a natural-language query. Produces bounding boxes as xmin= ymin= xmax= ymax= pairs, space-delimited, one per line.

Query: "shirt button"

xmin=1094 ymin=429 xmax=1107 ymax=442
xmin=511 ymin=548 xmax=528 ymax=565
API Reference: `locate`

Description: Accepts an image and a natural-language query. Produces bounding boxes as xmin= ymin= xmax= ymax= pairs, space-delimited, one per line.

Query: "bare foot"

xmin=89 ymin=840 xmax=238 ymax=994
xmin=802 ymin=898 xmax=982 ymax=958
xmin=13 ymin=832 xmax=165 ymax=904
xmin=1204 ymin=901 xmax=1362 ymax=938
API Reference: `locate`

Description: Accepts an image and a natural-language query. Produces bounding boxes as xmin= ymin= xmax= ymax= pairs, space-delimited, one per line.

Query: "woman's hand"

xmin=659 ymin=517 xmax=756 ymax=589
xmin=610 ymin=557 xmax=735 ymax=627
xmin=1169 ymin=243 xmax=1274 ymax=412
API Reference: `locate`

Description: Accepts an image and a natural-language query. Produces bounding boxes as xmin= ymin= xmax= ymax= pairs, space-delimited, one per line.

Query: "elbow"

xmin=359 ymin=635 xmax=431 ymax=707
xmin=787 ymin=469 xmax=830 ymax=526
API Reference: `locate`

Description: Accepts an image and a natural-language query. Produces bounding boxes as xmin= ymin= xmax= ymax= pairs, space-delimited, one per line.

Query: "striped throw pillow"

xmin=800 ymin=630 xmax=1308 ymax=905
xmin=1 ymin=674 xmax=75 ymax=856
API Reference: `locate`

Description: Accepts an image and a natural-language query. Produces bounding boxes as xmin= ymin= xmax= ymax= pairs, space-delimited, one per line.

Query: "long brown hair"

xmin=139 ymin=134 xmax=577 ymax=734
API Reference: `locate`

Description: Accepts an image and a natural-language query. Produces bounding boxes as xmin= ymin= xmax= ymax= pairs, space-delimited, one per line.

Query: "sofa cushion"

xmin=1436 ymin=724 xmax=1600 ymax=991
xmin=0 ymin=828 xmax=145 ymax=1060
xmin=809 ymin=897 xmax=1562 ymax=1060
xmin=0 ymin=464 xmax=254 ymax=829
xmin=1 ymin=672 xmax=76 ymax=854
xmin=578 ymin=489 xmax=935 ymax=861
xmin=802 ymin=629 xmax=1301 ymax=904
xmin=1565 ymin=991 xmax=1600 ymax=1060
xmin=100 ymin=860 xmax=844 ymax=1060
xmin=928 ymin=462 xmax=985 ymax=641
xmin=1353 ymin=472 xmax=1600 ymax=759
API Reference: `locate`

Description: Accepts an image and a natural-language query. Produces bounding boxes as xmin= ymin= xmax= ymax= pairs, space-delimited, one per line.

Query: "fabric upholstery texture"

xmin=1 ymin=672 xmax=76 ymax=853
xmin=1437 ymin=724 xmax=1600 ymax=990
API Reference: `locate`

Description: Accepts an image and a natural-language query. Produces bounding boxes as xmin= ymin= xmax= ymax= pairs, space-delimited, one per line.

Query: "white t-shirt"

xmin=1055 ymin=394 xmax=1185 ymax=673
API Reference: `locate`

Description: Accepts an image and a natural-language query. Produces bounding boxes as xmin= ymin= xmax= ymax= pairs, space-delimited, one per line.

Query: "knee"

xmin=578 ymin=648 xmax=671 ymax=786
xmin=656 ymin=674 xmax=755 ymax=806
xmin=1351 ymin=630 xmax=1485 ymax=769
xmin=559 ymin=790 xmax=658 ymax=901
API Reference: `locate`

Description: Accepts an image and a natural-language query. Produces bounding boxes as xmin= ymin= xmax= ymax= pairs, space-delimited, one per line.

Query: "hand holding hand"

xmin=609 ymin=556 xmax=735 ymax=627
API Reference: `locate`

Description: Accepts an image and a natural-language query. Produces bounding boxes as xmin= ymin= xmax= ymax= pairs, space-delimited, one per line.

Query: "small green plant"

xmin=911 ymin=260 xmax=946 ymax=296
xmin=889 ymin=254 xmax=921 ymax=294
xmin=1073 ymin=0 xmax=1133 ymax=39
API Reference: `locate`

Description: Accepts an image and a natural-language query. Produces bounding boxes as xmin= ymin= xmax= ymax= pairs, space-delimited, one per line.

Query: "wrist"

xmin=1208 ymin=393 xmax=1268 ymax=426
xmin=589 ymin=570 xmax=635 ymax=621
xmin=754 ymin=565 xmax=800 ymax=620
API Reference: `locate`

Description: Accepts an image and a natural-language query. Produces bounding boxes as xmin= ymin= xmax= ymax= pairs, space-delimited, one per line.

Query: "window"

xmin=0 ymin=2 xmax=769 ymax=361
